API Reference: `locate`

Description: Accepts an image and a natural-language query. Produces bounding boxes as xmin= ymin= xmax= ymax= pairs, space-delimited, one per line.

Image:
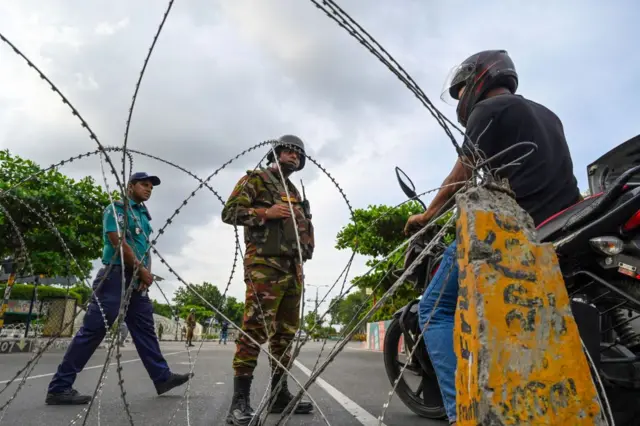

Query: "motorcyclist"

xmin=403 ymin=49 xmax=581 ymax=424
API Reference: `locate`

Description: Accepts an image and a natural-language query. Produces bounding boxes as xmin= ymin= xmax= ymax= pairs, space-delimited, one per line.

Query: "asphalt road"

xmin=0 ymin=341 xmax=446 ymax=426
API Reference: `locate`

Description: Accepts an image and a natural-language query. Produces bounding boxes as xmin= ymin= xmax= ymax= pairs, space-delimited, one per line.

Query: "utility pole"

xmin=306 ymin=284 xmax=328 ymax=339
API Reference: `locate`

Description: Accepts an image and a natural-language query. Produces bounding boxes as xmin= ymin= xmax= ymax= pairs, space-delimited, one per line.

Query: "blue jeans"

xmin=418 ymin=241 xmax=459 ymax=422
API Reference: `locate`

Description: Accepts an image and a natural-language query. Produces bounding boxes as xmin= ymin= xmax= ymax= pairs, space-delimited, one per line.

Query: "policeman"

xmin=221 ymin=135 xmax=315 ymax=425
xmin=45 ymin=172 xmax=193 ymax=405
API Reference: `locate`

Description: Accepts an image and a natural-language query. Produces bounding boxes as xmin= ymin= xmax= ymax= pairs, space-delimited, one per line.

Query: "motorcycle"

xmin=383 ymin=134 xmax=640 ymax=424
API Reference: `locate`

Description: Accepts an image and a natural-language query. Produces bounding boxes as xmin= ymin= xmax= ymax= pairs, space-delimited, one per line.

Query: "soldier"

xmin=186 ymin=308 xmax=196 ymax=347
xmin=221 ymin=135 xmax=315 ymax=425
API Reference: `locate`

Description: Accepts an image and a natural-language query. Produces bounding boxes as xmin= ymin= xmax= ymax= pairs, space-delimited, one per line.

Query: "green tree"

xmin=179 ymin=304 xmax=214 ymax=325
xmin=0 ymin=283 xmax=82 ymax=304
xmin=222 ymin=296 xmax=245 ymax=325
xmin=69 ymin=285 xmax=92 ymax=305
xmin=303 ymin=310 xmax=323 ymax=332
xmin=152 ymin=299 xmax=175 ymax=318
xmin=0 ymin=149 xmax=117 ymax=278
xmin=171 ymin=282 xmax=244 ymax=325
xmin=334 ymin=201 xmax=455 ymax=322
xmin=329 ymin=290 xmax=368 ymax=332
xmin=173 ymin=282 xmax=224 ymax=310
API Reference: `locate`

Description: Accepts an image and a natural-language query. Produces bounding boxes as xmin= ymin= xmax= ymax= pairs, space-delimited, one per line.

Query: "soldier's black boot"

xmin=226 ymin=376 xmax=259 ymax=426
xmin=268 ymin=373 xmax=313 ymax=414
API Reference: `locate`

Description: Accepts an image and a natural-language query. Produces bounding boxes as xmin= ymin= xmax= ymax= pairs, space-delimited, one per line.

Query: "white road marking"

xmin=346 ymin=345 xmax=379 ymax=352
xmin=293 ymin=360 xmax=387 ymax=426
xmin=5 ymin=349 xmax=389 ymax=426
xmin=0 ymin=351 xmax=187 ymax=385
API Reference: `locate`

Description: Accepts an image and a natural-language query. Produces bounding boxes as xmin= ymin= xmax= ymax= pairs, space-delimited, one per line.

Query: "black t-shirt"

xmin=461 ymin=94 xmax=580 ymax=226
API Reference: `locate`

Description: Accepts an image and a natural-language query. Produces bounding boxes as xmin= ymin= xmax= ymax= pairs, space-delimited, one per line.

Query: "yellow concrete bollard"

xmin=453 ymin=186 xmax=605 ymax=425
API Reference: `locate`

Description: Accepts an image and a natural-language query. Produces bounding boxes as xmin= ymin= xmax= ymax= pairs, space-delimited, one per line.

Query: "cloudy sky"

xmin=1 ymin=0 xmax=638 ymax=318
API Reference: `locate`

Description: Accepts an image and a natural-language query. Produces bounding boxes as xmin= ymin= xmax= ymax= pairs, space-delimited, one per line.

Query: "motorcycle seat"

xmin=537 ymin=164 xmax=640 ymax=243
xmin=536 ymin=195 xmax=601 ymax=243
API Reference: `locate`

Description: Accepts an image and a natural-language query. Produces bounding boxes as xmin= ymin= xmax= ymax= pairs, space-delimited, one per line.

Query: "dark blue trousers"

xmin=48 ymin=265 xmax=171 ymax=393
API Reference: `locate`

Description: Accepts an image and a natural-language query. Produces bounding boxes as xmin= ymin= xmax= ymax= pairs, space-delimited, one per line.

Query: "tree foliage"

xmin=152 ymin=299 xmax=175 ymax=319
xmin=173 ymin=281 xmax=224 ymax=309
xmin=0 ymin=283 xmax=83 ymax=304
xmin=165 ymin=281 xmax=244 ymax=325
xmin=328 ymin=290 xmax=368 ymax=333
xmin=178 ymin=304 xmax=215 ymax=324
xmin=0 ymin=150 xmax=117 ymax=278
xmin=334 ymin=201 xmax=455 ymax=322
xmin=303 ymin=310 xmax=336 ymax=339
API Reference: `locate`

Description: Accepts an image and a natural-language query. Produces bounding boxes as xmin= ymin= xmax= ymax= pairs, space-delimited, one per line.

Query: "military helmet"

xmin=266 ymin=134 xmax=306 ymax=171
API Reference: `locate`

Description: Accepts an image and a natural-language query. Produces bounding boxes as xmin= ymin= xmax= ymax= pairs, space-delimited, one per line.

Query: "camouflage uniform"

xmin=221 ymin=166 xmax=314 ymax=377
xmin=186 ymin=312 xmax=196 ymax=346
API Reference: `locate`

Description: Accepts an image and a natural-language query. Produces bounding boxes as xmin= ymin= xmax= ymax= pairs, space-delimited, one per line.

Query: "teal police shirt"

xmin=102 ymin=199 xmax=153 ymax=267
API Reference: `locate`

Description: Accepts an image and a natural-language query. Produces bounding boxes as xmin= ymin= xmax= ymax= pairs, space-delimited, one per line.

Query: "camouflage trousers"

xmin=233 ymin=263 xmax=302 ymax=376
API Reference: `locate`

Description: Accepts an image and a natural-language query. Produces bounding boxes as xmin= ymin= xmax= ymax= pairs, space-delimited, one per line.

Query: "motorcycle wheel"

xmin=383 ymin=318 xmax=447 ymax=419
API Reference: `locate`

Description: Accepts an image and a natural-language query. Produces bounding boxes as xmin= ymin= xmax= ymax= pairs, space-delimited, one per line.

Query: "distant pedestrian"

xmin=158 ymin=323 xmax=164 ymax=341
xmin=219 ymin=320 xmax=229 ymax=345
xmin=119 ymin=322 xmax=128 ymax=347
xmin=45 ymin=172 xmax=193 ymax=405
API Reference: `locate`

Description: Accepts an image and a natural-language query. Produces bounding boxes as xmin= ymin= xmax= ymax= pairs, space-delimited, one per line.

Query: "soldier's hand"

xmin=265 ymin=204 xmax=292 ymax=220
xmin=138 ymin=267 xmax=154 ymax=291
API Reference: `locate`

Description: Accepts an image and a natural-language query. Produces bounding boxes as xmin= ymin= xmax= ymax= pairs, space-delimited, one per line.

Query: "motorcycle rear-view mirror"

xmin=395 ymin=166 xmax=418 ymax=199
xmin=395 ymin=166 xmax=427 ymax=210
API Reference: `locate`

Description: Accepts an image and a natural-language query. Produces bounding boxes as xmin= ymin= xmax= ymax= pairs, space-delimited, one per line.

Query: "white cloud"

xmin=1 ymin=0 xmax=639 ymax=319
xmin=95 ymin=17 xmax=130 ymax=36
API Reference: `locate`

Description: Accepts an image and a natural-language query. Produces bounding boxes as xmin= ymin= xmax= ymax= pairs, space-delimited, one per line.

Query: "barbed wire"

xmin=0 ymin=135 xmax=466 ymax=426
xmin=0 ymin=5 xmax=357 ymax=426
xmin=307 ymin=0 xmax=463 ymax=154
xmin=0 ymin=142 xmax=358 ymax=425
xmin=121 ymin=0 xmax=176 ymax=187
xmin=0 ymin=33 xmax=126 ymax=197
xmin=0 ymin=2 xmax=570 ymax=426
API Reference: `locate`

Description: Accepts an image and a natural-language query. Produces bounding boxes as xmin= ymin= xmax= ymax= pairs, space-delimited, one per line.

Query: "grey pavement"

xmin=0 ymin=341 xmax=445 ymax=426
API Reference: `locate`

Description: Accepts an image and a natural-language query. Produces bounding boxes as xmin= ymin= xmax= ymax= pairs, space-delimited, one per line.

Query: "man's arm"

xmin=104 ymin=204 xmax=152 ymax=287
xmin=104 ymin=204 xmax=139 ymax=268
xmin=106 ymin=232 xmax=139 ymax=267
xmin=423 ymin=158 xmax=472 ymax=222
xmin=405 ymin=105 xmax=497 ymax=233
xmin=221 ymin=174 xmax=268 ymax=227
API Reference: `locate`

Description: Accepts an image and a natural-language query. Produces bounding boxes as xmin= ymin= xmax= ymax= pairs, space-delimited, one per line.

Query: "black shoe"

xmin=226 ymin=376 xmax=260 ymax=426
xmin=45 ymin=388 xmax=92 ymax=405
xmin=155 ymin=372 xmax=194 ymax=395
xmin=269 ymin=373 xmax=313 ymax=414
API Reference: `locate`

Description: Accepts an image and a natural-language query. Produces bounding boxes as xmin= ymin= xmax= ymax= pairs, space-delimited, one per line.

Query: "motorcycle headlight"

xmin=589 ymin=236 xmax=624 ymax=256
